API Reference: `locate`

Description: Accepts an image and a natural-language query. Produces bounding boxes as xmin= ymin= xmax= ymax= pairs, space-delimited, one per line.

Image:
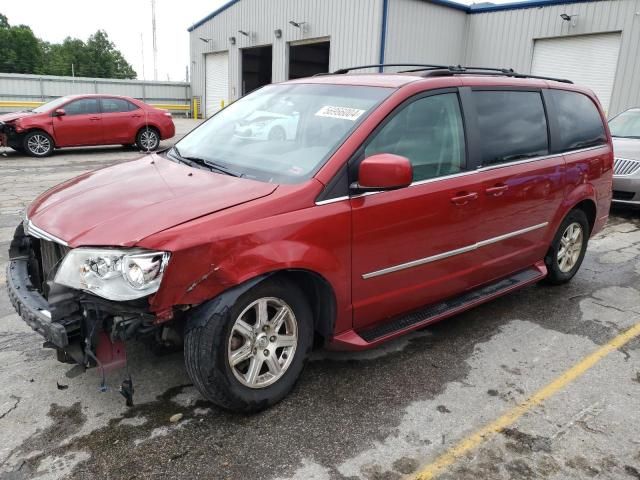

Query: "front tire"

xmin=23 ymin=131 xmax=54 ymax=157
xmin=184 ymin=279 xmax=313 ymax=412
xmin=136 ymin=127 xmax=160 ymax=151
xmin=543 ymin=209 xmax=589 ymax=285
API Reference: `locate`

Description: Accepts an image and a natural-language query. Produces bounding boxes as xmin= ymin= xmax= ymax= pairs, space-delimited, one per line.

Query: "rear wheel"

xmin=543 ymin=209 xmax=589 ymax=285
xmin=135 ymin=127 xmax=160 ymax=151
xmin=23 ymin=131 xmax=54 ymax=157
xmin=184 ymin=279 xmax=313 ymax=412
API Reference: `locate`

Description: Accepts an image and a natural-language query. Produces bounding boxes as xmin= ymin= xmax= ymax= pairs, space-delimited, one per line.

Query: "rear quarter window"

xmin=473 ymin=90 xmax=549 ymax=166
xmin=550 ymin=90 xmax=607 ymax=151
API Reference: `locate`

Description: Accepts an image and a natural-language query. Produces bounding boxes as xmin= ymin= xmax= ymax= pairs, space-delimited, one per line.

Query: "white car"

xmin=234 ymin=110 xmax=299 ymax=141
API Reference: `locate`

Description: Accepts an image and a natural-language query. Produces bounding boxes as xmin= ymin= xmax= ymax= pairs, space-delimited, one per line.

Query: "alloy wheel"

xmin=140 ymin=129 xmax=158 ymax=150
xmin=557 ymin=222 xmax=584 ymax=273
xmin=27 ymin=134 xmax=51 ymax=155
xmin=227 ymin=297 xmax=298 ymax=389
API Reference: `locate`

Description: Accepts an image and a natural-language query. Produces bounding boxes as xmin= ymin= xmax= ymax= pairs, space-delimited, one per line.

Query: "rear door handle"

xmin=131 ymin=114 xmax=142 ymax=118
xmin=450 ymin=192 xmax=478 ymax=205
xmin=89 ymin=116 xmax=101 ymax=121
xmin=485 ymin=184 xmax=509 ymax=196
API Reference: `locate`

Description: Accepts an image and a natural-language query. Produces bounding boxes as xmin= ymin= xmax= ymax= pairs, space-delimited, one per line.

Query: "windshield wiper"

xmin=169 ymin=146 xmax=242 ymax=177
xmin=612 ymin=135 xmax=640 ymax=139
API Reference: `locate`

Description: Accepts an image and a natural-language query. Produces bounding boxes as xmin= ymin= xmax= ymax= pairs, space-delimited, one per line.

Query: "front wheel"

xmin=23 ymin=131 xmax=54 ymax=157
xmin=136 ymin=127 xmax=160 ymax=151
xmin=543 ymin=209 xmax=589 ymax=285
xmin=184 ymin=279 xmax=313 ymax=412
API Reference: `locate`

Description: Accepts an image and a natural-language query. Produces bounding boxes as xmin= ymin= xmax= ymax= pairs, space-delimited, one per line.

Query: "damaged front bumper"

xmin=0 ymin=121 xmax=21 ymax=148
xmin=6 ymin=223 xmax=160 ymax=366
xmin=6 ymin=254 xmax=71 ymax=348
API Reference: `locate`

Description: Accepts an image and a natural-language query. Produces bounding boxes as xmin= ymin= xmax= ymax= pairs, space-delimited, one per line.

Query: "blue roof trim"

xmin=188 ymin=0 xmax=240 ymax=32
xmin=425 ymin=0 xmax=469 ymax=12
xmin=187 ymin=0 xmax=597 ymax=32
xmin=468 ymin=0 xmax=596 ymax=13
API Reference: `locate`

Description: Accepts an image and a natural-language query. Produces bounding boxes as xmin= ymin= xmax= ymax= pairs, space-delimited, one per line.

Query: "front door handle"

xmin=450 ymin=192 xmax=478 ymax=205
xmin=485 ymin=184 xmax=509 ymax=196
xmin=89 ymin=116 xmax=101 ymax=121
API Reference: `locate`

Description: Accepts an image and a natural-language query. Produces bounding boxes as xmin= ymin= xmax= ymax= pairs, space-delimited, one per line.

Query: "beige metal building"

xmin=188 ymin=0 xmax=640 ymax=117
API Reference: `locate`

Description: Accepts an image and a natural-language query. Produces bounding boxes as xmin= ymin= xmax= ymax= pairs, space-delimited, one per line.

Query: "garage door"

xmin=531 ymin=32 xmax=621 ymax=113
xmin=205 ymin=51 xmax=229 ymax=117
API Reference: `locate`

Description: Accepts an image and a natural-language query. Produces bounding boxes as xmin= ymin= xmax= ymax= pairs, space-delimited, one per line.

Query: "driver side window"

xmin=365 ymin=93 xmax=466 ymax=182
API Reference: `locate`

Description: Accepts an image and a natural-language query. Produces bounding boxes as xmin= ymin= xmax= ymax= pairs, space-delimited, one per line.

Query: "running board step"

xmin=358 ymin=266 xmax=545 ymax=343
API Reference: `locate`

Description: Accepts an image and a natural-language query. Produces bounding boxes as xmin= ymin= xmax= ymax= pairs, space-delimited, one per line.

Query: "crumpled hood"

xmin=27 ymin=154 xmax=277 ymax=247
xmin=0 ymin=111 xmax=35 ymax=123
xmin=613 ymin=137 xmax=640 ymax=161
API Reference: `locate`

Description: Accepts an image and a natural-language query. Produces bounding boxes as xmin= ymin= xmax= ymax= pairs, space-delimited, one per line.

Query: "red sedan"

xmin=0 ymin=94 xmax=175 ymax=157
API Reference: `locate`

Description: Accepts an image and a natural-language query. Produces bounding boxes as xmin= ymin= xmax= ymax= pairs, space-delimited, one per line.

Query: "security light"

xmin=199 ymin=37 xmax=212 ymax=43
xmin=238 ymin=30 xmax=249 ymax=37
xmin=560 ymin=13 xmax=578 ymax=26
xmin=274 ymin=29 xmax=282 ymax=38
xmin=289 ymin=20 xmax=306 ymax=28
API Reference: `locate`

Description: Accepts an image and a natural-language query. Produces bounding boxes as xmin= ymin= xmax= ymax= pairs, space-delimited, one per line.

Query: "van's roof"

xmin=284 ymin=72 xmax=583 ymax=91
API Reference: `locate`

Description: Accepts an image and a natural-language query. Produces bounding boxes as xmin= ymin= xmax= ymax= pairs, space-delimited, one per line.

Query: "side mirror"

xmin=354 ymin=153 xmax=413 ymax=191
xmin=53 ymin=108 xmax=66 ymax=117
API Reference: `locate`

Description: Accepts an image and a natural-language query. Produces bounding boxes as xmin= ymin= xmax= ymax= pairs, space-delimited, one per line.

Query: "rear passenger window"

xmin=365 ymin=93 xmax=466 ymax=182
xmin=473 ymin=91 xmax=548 ymax=166
xmin=101 ymin=98 xmax=133 ymax=113
xmin=550 ymin=90 xmax=606 ymax=151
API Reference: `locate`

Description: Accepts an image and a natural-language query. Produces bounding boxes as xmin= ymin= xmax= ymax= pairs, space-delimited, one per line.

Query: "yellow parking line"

xmin=414 ymin=321 xmax=640 ymax=480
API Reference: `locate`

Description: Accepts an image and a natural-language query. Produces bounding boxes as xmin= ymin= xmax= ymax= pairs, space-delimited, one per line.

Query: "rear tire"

xmin=543 ymin=209 xmax=589 ymax=285
xmin=23 ymin=131 xmax=54 ymax=157
xmin=184 ymin=279 xmax=313 ymax=412
xmin=135 ymin=127 xmax=160 ymax=151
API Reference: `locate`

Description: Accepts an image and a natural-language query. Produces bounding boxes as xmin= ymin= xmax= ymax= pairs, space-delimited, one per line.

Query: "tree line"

xmin=0 ymin=13 xmax=137 ymax=79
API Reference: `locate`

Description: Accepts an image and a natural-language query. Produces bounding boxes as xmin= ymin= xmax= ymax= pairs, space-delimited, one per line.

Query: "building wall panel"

xmin=189 ymin=0 xmax=384 ymax=102
xmin=463 ymin=0 xmax=640 ymax=115
xmin=383 ymin=0 xmax=468 ymax=67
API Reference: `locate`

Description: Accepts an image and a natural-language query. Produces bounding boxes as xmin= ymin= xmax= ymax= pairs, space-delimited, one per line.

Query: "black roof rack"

xmin=331 ymin=64 xmax=449 ymax=75
xmin=328 ymin=63 xmax=573 ymax=84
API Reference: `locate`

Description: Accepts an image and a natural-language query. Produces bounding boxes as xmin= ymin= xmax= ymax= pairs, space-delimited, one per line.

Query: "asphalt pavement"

xmin=0 ymin=120 xmax=639 ymax=479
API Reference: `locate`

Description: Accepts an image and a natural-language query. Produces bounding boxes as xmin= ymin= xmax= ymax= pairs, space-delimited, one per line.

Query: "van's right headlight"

xmin=55 ymin=248 xmax=170 ymax=301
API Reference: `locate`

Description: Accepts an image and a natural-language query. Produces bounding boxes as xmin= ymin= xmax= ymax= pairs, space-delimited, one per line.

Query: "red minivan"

xmin=7 ymin=65 xmax=612 ymax=411
xmin=0 ymin=94 xmax=175 ymax=157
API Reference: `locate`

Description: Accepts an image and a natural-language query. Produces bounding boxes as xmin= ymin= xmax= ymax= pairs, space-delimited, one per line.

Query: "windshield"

xmin=174 ymin=83 xmax=393 ymax=183
xmin=609 ymin=109 xmax=640 ymax=138
xmin=32 ymin=96 xmax=72 ymax=113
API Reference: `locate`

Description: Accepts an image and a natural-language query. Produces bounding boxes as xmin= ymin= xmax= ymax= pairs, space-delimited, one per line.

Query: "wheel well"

xmin=272 ymin=270 xmax=337 ymax=348
xmin=573 ymin=199 xmax=596 ymax=234
xmin=137 ymin=125 xmax=160 ymax=136
xmin=23 ymin=129 xmax=55 ymax=147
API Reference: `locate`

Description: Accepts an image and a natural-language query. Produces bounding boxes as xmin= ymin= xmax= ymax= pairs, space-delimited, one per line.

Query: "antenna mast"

xmin=151 ymin=0 xmax=158 ymax=81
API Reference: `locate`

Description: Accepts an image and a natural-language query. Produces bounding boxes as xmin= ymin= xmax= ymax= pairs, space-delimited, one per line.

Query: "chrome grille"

xmin=39 ymin=239 xmax=70 ymax=284
xmin=613 ymin=157 xmax=640 ymax=176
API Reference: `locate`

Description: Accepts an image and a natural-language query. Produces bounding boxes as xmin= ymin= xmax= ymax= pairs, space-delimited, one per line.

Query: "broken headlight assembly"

xmin=55 ymin=248 xmax=170 ymax=301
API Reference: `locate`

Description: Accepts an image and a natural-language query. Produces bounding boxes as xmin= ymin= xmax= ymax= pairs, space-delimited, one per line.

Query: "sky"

xmin=1 ymin=0 xmax=516 ymax=82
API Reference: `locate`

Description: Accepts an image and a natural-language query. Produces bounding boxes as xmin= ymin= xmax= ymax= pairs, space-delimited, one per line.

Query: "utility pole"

xmin=141 ymin=33 xmax=146 ymax=80
xmin=151 ymin=0 xmax=158 ymax=81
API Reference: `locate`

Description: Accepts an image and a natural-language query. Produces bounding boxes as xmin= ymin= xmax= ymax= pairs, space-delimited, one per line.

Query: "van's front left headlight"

xmin=55 ymin=248 xmax=170 ymax=301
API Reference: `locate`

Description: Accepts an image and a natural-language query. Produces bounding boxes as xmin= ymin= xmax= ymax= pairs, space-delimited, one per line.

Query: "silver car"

xmin=610 ymin=108 xmax=640 ymax=205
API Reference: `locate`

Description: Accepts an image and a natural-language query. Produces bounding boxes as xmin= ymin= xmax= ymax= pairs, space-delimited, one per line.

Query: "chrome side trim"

xmin=24 ymin=219 xmax=69 ymax=247
xmin=315 ymin=195 xmax=350 ymax=206
xmin=362 ymin=222 xmax=548 ymax=279
xmin=611 ymin=198 xmax=640 ymax=205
